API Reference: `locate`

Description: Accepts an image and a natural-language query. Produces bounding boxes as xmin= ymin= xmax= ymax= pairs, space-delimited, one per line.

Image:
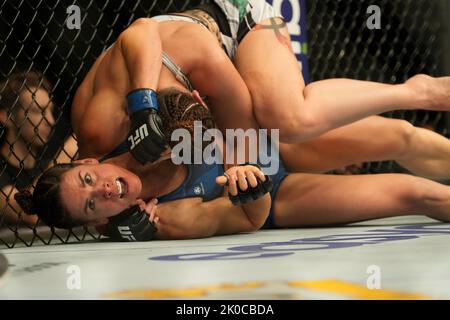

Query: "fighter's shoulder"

xmin=71 ymin=55 xmax=101 ymax=129
xmin=73 ymin=49 xmax=110 ymax=101
xmin=72 ymin=75 xmax=93 ymax=122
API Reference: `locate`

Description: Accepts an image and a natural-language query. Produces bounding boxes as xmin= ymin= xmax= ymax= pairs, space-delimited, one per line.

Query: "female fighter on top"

xmin=71 ymin=0 xmax=450 ymax=175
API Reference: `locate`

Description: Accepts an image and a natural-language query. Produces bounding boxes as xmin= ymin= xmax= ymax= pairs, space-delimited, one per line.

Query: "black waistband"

xmin=194 ymin=1 xmax=232 ymax=38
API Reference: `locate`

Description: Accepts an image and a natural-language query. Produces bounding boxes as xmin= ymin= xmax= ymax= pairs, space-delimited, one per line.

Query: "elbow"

xmin=249 ymin=215 xmax=268 ymax=232
xmin=242 ymin=199 xmax=271 ymax=232
xmin=242 ymin=218 xmax=266 ymax=233
xmin=246 ymin=222 xmax=262 ymax=233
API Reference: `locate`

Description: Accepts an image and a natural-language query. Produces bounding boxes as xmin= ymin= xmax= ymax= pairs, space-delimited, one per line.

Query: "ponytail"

xmin=14 ymin=189 xmax=36 ymax=215
xmin=14 ymin=163 xmax=83 ymax=229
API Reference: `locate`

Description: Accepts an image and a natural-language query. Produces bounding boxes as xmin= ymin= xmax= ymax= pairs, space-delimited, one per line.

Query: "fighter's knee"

xmin=392 ymin=119 xmax=416 ymax=158
xmin=398 ymin=119 xmax=415 ymax=143
xmin=253 ymin=103 xmax=319 ymax=143
xmin=406 ymin=175 xmax=449 ymax=212
xmin=280 ymin=112 xmax=319 ymax=142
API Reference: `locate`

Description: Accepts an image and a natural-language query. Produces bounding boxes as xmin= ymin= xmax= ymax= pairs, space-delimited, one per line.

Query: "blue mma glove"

xmin=127 ymin=89 xmax=166 ymax=164
xmin=228 ymin=164 xmax=273 ymax=206
xmin=106 ymin=205 xmax=157 ymax=241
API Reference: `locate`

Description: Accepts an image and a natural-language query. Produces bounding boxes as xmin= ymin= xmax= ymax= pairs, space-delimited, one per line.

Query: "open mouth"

xmin=115 ymin=178 xmax=128 ymax=199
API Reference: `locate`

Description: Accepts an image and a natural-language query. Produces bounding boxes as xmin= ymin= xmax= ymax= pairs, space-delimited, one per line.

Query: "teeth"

xmin=115 ymin=179 xmax=123 ymax=197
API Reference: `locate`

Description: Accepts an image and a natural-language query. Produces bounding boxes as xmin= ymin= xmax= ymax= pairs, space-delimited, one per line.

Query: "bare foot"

xmin=405 ymin=74 xmax=450 ymax=110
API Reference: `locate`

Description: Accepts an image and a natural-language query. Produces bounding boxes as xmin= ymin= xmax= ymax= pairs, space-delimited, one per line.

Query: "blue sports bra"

xmin=157 ymin=161 xmax=225 ymax=203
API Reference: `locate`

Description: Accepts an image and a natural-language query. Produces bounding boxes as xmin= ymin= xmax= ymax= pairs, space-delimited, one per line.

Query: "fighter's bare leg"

xmin=279 ymin=116 xmax=411 ymax=173
xmin=235 ymin=18 xmax=450 ymax=143
xmin=273 ymin=173 xmax=450 ymax=227
xmin=395 ymin=125 xmax=450 ymax=179
xmin=279 ymin=116 xmax=450 ymax=180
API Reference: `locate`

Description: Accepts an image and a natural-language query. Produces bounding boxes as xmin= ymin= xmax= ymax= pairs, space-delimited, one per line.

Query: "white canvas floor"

xmin=1 ymin=216 xmax=450 ymax=300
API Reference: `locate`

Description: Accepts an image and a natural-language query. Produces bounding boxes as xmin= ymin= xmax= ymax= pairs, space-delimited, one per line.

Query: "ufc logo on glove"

xmin=128 ymin=124 xmax=149 ymax=150
xmin=117 ymin=226 xmax=137 ymax=241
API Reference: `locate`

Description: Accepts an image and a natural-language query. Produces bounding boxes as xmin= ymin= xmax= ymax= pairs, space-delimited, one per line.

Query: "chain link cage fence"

xmin=307 ymin=0 xmax=450 ymax=175
xmin=0 ymin=0 xmax=449 ymax=248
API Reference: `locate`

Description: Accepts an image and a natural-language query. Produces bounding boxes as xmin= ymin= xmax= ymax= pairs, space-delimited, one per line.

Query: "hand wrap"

xmin=106 ymin=205 xmax=157 ymax=241
xmin=127 ymin=89 xmax=166 ymax=164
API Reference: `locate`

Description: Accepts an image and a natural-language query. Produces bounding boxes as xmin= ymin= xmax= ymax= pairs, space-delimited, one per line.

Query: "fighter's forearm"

xmin=117 ymin=18 xmax=162 ymax=91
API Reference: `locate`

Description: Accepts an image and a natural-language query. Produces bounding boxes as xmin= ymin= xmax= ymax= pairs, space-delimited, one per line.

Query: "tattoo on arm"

xmin=253 ymin=18 xmax=291 ymax=50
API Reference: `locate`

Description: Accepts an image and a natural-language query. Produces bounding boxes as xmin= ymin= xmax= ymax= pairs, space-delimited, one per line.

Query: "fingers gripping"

xmin=226 ymin=164 xmax=273 ymax=206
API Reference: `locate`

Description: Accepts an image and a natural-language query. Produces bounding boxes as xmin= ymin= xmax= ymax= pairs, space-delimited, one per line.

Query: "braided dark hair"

xmin=157 ymin=88 xmax=216 ymax=149
xmin=14 ymin=163 xmax=84 ymax=229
